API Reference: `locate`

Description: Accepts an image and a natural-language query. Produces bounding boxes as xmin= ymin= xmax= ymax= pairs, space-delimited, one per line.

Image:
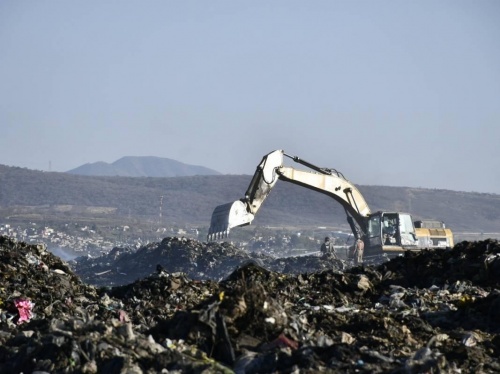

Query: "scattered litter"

xmin=0 ymin=235 xmax=499 ymax=373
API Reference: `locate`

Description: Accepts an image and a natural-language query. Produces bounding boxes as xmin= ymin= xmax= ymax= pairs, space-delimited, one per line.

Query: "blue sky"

xmin=1 ymin=1 xmax=499 ymax=194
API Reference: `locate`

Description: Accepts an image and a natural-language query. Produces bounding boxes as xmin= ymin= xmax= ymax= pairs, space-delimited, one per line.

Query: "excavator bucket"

xmin=207 ymin=200 xmax=254 ymax=241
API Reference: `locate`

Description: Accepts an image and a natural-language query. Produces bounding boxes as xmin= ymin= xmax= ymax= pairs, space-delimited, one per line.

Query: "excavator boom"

xmin=207 ymin=149 xmax=371 ymax=240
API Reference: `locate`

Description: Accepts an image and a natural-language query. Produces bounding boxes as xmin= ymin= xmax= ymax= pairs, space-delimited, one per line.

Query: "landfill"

xmin=1 ymin=234 xmax=500 ymax=373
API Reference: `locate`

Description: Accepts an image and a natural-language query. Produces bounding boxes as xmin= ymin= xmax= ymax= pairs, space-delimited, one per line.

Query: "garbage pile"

xmin=1 ymin=234 xmax=500 ymax=373
xmin=71 ymin=237 xmax=344 ymax=287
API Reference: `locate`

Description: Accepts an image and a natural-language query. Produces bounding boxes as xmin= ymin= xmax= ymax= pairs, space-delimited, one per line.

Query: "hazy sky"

xmin=1 ymin=1 xmax=499 ymax=194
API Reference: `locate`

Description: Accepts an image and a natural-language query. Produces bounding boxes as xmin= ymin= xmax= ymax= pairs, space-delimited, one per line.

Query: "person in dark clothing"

xmin=320 ymin=237 xmax=338 ymax=258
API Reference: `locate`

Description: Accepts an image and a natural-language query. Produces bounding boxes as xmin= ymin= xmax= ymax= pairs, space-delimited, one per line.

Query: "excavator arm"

xmin=207 ymin=149 xmax=372 ymax=241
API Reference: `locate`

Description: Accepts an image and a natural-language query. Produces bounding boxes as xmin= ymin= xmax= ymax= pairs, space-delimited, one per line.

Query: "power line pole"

xmin=159 ymin=195 xmax=164 ymax=225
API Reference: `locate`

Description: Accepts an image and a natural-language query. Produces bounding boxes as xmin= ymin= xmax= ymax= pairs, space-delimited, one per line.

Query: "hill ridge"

xmin=66 ymin=155 xmax=221 ymax=177
xmin=0 ymin=164 xmax=499 ymax=234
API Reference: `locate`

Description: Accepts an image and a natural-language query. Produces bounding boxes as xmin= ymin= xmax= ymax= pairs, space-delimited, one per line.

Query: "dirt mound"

xmin=1 ymin=235 xmax=500 ymax=373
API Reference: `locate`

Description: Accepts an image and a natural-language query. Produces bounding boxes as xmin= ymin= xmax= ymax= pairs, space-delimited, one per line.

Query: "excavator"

xmin=207 ymin=149 xmax=454 ymax=260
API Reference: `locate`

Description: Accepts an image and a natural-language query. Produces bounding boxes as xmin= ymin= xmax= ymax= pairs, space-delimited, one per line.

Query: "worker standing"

xmin=354 ymin=237 xmax=365 ymax=265
xmin=320 ymin=237 xmax=338 ymax=259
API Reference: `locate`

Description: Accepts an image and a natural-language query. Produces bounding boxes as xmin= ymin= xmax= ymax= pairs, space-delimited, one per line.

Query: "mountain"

xmin=66 ymin=156 xmax=221 ymax=177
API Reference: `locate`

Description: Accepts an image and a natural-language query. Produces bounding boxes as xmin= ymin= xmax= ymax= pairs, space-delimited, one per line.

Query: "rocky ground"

xmin=1 ymin=235 xmax=500 ymax=373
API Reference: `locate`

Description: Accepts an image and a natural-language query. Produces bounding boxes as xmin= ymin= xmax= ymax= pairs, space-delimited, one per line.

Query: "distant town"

xmin=0 ymin=221 xmax=199 ymax=260
xmin=0 ymin=220 xmax=353 ymax=261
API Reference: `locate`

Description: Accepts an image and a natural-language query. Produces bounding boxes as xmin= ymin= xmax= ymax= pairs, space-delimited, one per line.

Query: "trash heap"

xmin=71 ymin=237 xmax=343 ymax=287
xmin=1 ymin=234 xmax=500 ymax=373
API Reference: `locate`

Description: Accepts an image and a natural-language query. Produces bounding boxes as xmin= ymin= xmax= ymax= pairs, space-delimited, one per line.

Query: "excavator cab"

xmin=365 ymin=212 xmax=418 ymax=256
